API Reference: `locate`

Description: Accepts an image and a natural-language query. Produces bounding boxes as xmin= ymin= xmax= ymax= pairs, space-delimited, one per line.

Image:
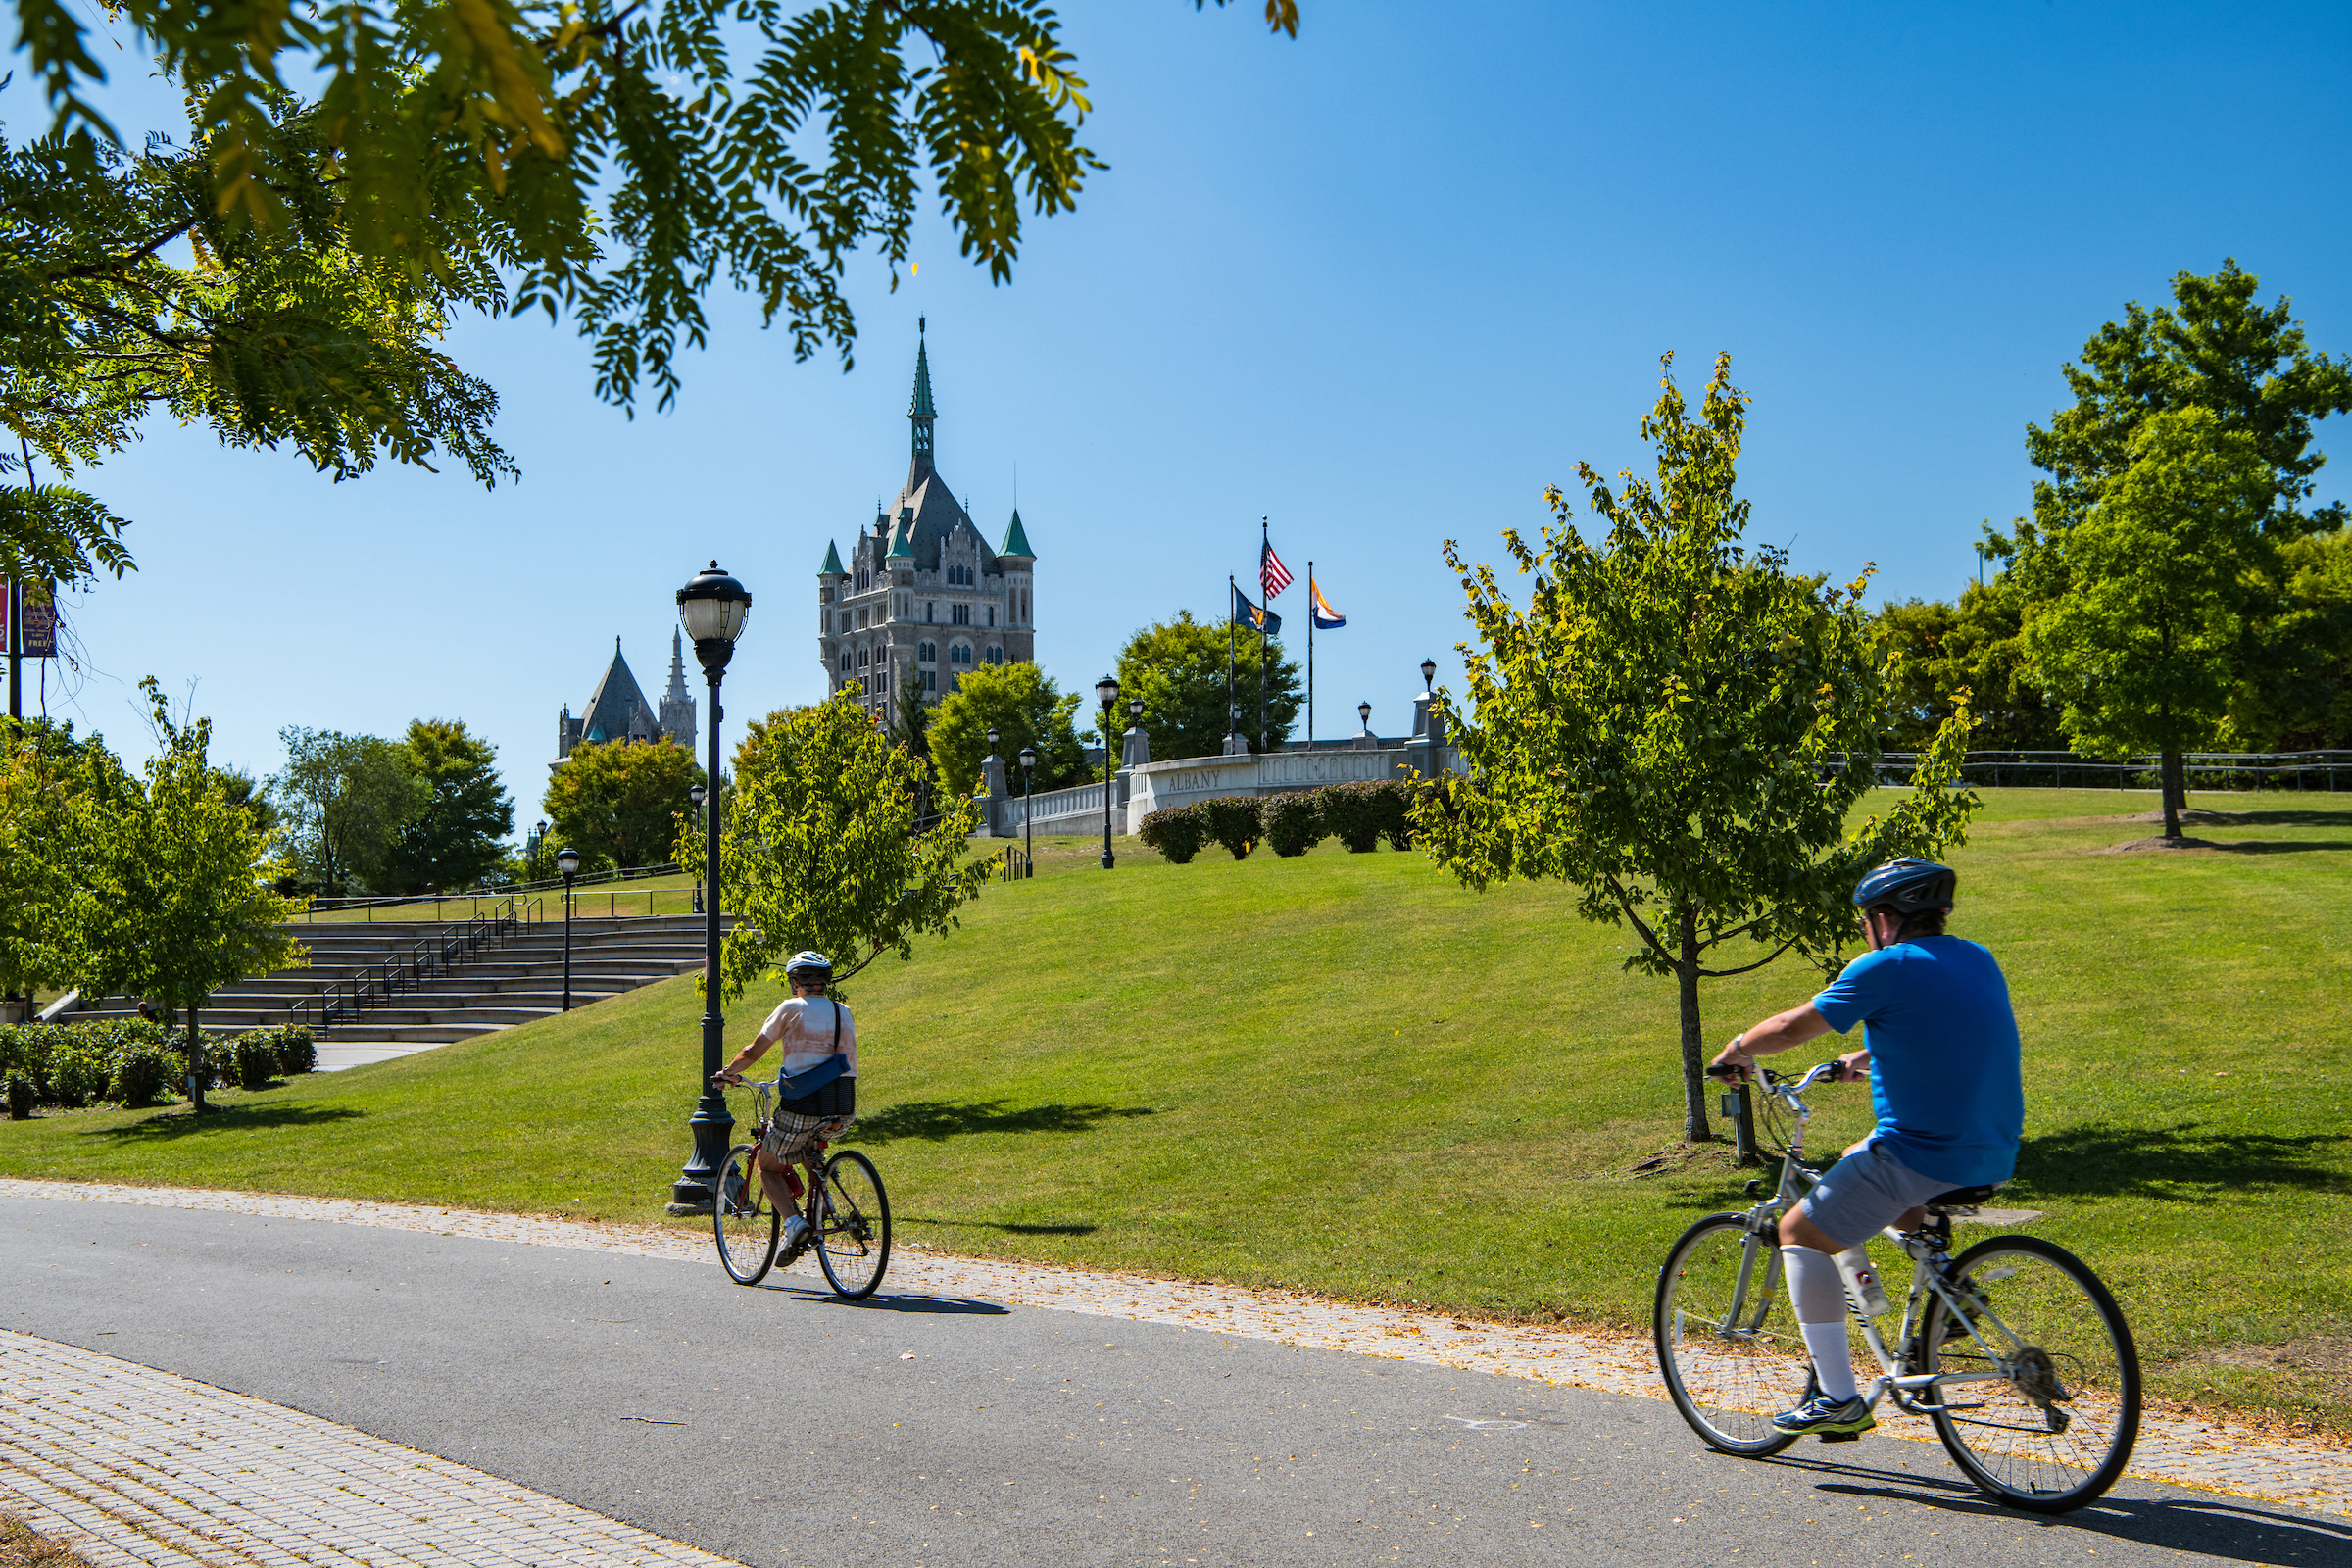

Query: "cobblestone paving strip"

xmin=6 ymin=1178 xmax=2347 ymax=1519
xmin=0 ymin=1331 xmax=739 ymax=1568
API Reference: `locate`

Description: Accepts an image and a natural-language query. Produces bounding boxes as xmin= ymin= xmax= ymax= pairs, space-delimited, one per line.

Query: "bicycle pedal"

xmin=1817 ymin=1430 xmax=1861 ymax=1444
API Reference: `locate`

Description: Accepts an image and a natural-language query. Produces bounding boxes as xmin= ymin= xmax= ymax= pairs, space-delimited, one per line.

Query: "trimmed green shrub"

xmin=107 ymin=1039 xmax=177 ymax=1108
xmin=272 ymin=1025 xmax=318 ymax=1077
xmin=1374 ymin=779 xmax=1418 ymax=851
xmin=1262 ymin=793 xmax=1325 ymax=858
xmin=6 ymin=1073 xmax=32 ymax=1120
xmin=1317 ymin=781 xmax=1389 ymax=853
xmin=1139 ymin=804 xmax=1209 ymax=865
xmin=231 ymin=1033 xmax=279 ymax=1091
xmin=1198 ymin=796 xmax=1263 ymax=860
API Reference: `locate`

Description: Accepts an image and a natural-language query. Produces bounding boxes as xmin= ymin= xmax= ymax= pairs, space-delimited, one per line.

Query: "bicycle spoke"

xmin=1654 ymin=1214 xmax=1809 ymax=1457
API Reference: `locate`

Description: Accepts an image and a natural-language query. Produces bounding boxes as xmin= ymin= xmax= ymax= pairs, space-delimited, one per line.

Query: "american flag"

xmin=1261 ymin=543 xmax=1293 ymax=599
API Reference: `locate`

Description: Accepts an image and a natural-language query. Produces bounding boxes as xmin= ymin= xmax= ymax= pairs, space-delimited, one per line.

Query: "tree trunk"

xmin=186 ymin=1004 xmax=206 ymax=1114
xmin=1677 ymin=907 xmax=1710 ymax=1144
xmin=2162 ymin=748 xmax=2184 ymax=841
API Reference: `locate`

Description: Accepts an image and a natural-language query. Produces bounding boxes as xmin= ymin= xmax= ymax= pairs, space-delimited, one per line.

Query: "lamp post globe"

xmin=669 ymin=561 xmax=752 ymax=1215
xmin=1358 ymin=701 xmax=1372 ymax=725
xmin=1095 ymin=675 xmax=1120 ymax=870
xmin=555 ymin=847 xmax=580 ymax=1012
xmin=1420 ymin=658 xmax=1438 ymax=692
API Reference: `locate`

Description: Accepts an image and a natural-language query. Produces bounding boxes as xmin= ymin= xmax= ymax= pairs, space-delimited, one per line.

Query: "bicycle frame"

xmin=1725 ymin=1063 xmax=2046 ymax=1419
xmin=740 ymin=1079 xmax=846 ymax=1230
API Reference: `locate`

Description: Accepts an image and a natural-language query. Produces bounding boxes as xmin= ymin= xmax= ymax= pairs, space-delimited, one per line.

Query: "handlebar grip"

xmin=1816 ymin=1060 xmax=1846 ymax=1082
xmin=1703 ymin=1062 xmax=1743 ymax=1081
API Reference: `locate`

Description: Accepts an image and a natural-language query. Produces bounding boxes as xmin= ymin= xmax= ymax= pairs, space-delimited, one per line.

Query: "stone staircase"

xmin=64 ymin=913 xmax=719 ymax=1072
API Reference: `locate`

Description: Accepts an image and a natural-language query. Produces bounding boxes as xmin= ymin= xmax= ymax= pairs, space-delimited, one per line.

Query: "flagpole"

xmin=1258 ymin=518 xmax=1269 ymax=754
xmin=1307 ymin=562 xmax=1315 ymax=749
xmin=1226 ymin=573 xmax=1236 ymax=750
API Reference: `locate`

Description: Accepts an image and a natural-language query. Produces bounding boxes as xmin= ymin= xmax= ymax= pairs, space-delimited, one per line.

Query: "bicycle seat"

xmin=1924 ymin=1184 xmax=2005 ymax=1211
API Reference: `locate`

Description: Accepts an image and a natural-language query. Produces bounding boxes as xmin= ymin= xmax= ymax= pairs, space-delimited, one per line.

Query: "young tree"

xmin=1 ymin=96 xmax=514 ymax=587
xmin=9 ymin=2 xmax=1298 ymax=417
xmin=1113 ymin=611 xmax=1302 ymax=760
xmin=61 ymin=682 xmax=304 ymax=1111
xmin=270 ymin=729 xmax=426 ymax=895
xmin=543 ymin=739 xmax=702 ymax=869
xmin=0 ymin=739 xmax=74 ymax=1011
xmin=2022 ymin=409 xmax=2278 ymax=840
xmin=380 ymin=719 xmax=515 ymax=893
xmin=928 ymin=662 xmax=1087 ymax=798
xmin=1413 ymin=354 xmax=1979 ymax=1146
xmin=681 ymin=692 xmax=988 ymax=1004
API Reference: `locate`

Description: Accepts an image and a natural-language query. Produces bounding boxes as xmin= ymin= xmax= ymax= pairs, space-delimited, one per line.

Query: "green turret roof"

xmin=888 ymin=524 xmax=914 ymax=559
xmin=910 ymin=333 xmax=936 ymax=420
xmin=999 ymin=509 xmax=1035 ymax=559
xmin=819 ymin=539 xmax=845 ymax=575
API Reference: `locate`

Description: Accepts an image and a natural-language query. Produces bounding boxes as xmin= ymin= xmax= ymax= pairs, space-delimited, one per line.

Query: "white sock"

xmin=1799 ymin=1319 xmax=1859 ymax=1402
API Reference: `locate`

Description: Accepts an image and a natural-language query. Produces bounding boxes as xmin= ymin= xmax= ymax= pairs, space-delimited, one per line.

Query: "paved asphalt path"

xmin=5 ymin=1199 xmax=2342 ymax=1568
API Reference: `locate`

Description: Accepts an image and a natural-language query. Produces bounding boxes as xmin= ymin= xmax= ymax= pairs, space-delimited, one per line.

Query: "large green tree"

xmin=10 ymin=2 xmax=1298 ymax=416
xmin=269 ymin=728 xmax=427 ymax=895
xmin=2022 ymin=409 xmax=2278 ymax=840
xmin=1113 ymin=610 xmax=1302 ymax=761
xmin=543 ymin=738 xmax=701 ymax=869
xmin=380 ymin=718 xmax=515 ymax=893
xmin=2230 ymin=527 xmax=2352 ymax=751
xmin=682 ymin=691 xmax=986 ymax=1004
xmin=927 ymin=661 xmax=1086 ymax=798
xmin=1 ymin=94 xmax=514 ymax=587
xmin=1413 ymin=354 xmax=1978 ymax=1145
xmin=60 ymin=682 xmax=304 ymax=1110
xmin=1873 ymin=578 xmax=2064 ymax=752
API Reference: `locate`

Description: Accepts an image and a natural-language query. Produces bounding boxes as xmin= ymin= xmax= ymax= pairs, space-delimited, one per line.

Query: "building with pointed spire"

xmin=818 ymin=320 xmax=1038 ymax=720
xmin=554 ymin=633 xmax=697 ymax=771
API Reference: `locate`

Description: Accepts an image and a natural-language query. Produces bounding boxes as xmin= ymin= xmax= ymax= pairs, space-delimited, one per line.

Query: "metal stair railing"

xmin=295 ymin=898 xmax=530 ymax=1035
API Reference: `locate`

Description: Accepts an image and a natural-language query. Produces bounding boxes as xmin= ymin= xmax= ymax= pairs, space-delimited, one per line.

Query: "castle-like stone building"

xmin=554 ymin=631 xmax=697 ymax=771
xmin=820 ymin=322 xmax=1036 ymax=719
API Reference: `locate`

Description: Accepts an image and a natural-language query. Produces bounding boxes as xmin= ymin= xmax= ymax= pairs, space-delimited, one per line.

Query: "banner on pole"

xmin=19 ymin=583 xmax=56 ymax=657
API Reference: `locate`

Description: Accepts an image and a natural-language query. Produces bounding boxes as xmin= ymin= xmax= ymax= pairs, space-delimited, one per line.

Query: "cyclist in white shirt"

xmin=712 ymin=952 xmax=857 ymax=1258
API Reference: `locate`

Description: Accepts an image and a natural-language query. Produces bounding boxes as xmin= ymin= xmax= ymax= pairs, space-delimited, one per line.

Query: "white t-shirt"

xmin=759 ymin=996 xmax=857 ymax=1080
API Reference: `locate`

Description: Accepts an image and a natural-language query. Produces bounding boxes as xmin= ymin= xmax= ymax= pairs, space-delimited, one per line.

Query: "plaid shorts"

xmin=761 ymin=1110 xmax=854 ymax=1165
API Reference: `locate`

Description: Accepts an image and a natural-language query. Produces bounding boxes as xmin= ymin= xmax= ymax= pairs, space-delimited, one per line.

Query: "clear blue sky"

xmin=12 ymin=1 xmax=2349 ymax=827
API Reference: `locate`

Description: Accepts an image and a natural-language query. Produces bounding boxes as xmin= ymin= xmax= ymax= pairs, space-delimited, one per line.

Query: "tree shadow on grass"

xmin=2209 ymin=839 xmax=2350 ymax=854
xmin=900 ymin=1214 xmax=1098 ymax=1237
xmin=844 ymin=1100 xmax=1156 ymax=1147
xmin=2014 ymin=1121 xmax=2348 ymax=1201
xmin=86 ymin=1105 xmax=365 ymax=1142
xmin=2204 ymin=806 xmax=2352 ymax=830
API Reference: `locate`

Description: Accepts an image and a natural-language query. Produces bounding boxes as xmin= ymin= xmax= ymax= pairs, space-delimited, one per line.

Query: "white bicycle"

xmin=1653 ymin=1060 xmax=2140 ymax=1514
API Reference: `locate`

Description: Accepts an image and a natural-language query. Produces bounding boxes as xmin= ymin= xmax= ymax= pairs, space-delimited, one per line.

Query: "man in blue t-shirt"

xmin=1706 ymin=858 xmax=2024 ymax=1438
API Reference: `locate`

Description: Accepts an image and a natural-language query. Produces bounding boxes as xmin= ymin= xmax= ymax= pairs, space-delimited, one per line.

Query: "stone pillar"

xmin=980 ymin=750 xmax=1005 ymax=836
xmin=1122 ymin=723 xmax=1152 ymax=770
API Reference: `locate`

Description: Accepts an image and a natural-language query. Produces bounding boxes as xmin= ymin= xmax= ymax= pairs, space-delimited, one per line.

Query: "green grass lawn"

xmin=9 ymin=789 xmax=2348 ymax=1426
xmin=293 ymin=872 xmax=705 ymax=926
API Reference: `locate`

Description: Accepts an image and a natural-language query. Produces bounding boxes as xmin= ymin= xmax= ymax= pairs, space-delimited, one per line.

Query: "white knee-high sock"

xmin=1782 ymin=1245 xmax=1859 ymax=1401
xmin=1798 ymin=1319 xmax=1859 ymax=1401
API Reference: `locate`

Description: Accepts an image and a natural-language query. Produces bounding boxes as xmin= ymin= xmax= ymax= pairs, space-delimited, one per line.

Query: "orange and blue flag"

xmin=1230 ymin=581 xmax=1282 ymax=637
xmin=1309 ymin=580 xmax=1346 ymax=630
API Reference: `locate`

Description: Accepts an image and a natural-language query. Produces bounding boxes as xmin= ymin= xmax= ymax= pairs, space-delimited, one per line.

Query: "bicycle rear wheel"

xmin=1920 ymin=1234 xmax=2139 ymax=1514
xmin=1653 ymin=1213 xmax=1807 ymax=1457
xmin=814 ymin=1150 xmax=891 ymax=1300
xmin=713 ymin=1144 xmax=778 ymax=1286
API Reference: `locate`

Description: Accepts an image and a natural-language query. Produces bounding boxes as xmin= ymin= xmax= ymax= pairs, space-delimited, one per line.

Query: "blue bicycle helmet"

xmin=1852 ymin=858 xmax=1956 ymax=914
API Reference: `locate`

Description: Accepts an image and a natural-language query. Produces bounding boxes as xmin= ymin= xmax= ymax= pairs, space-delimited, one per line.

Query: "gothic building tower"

xmin=554 ymin=633 xmax=696 ymax=771
xmin=818 ymin=320 xmax=1037 ymax=720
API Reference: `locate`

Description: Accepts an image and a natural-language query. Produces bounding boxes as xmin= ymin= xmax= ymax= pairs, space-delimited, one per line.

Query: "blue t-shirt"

xmin=1810 ymin=936 xmax=2024 ymax=1187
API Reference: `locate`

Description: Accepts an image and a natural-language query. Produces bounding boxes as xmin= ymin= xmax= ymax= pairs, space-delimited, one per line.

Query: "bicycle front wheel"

xmin=1653 ymin=1213 xmax=1807 ymax=1457
xmin=713 ymin=1144 xmax=778 ymax=1287
xmin=814 ymin=1150 xmax=891 ymax=1300
xmin=1921 ymin=1234 xmax=2139 ymax=1513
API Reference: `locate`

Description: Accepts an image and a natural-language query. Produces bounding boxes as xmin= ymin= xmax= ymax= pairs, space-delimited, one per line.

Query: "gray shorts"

xmin=1801 ymin=1140 xmax=1976 ymax=1248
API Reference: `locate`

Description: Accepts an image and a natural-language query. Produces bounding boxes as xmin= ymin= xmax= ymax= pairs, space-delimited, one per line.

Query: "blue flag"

xmin=1230 ymin=581 xmax=1282 ymax=637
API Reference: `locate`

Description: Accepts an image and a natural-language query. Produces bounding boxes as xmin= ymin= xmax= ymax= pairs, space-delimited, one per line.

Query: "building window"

xmin=839 ymin=652 xmax=851 ymax=673
xmin=952 ymin=603 xmax=970 ymax=626
xmin=986 ymin=646 xmax=1003 ymax=664
xmin=858 ymin=647 xmax=869 ymax=667
xmin=918 ymin=642 xmax=936 ymax=662
xmin=987 ymin=605 xmax=996 ymax=628
xmin=926 ymin=602 xmax=935 ymax=622
xmin=925 ymin=670 xmax=937 ymax=692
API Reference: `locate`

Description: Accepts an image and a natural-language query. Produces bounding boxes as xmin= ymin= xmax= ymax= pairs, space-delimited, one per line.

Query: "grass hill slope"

xmin=6 ymin=789 xmax=2346 ymax=1426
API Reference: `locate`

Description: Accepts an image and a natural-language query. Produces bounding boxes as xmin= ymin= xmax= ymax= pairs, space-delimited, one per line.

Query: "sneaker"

xmin=779 ymin=1214 xmax=812 ymax=1263
xmin=1771 ymin=1393 xmax=1877 ymax=1437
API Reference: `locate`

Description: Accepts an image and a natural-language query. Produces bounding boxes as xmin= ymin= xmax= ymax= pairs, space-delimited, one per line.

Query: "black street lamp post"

xmin=1095 ymin=675 xmax=1120 ymax=869
xmin=689 ymin=783 xmax=707 ymax=913
xmin=1017 ymin=745 xmax=1037 ymax=877
xmin=557 ymin=847 xmax=579 ymax=1010
xmin=1358 ymin=700 xmax=1372 ymax=730
xmin=669 ymin=561 xmax=753 ymax=1216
